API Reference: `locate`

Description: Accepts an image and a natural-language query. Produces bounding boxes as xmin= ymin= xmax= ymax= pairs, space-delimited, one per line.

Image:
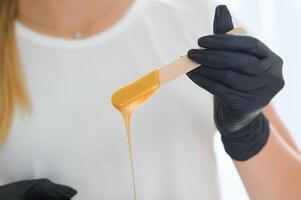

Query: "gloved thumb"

xmin=213 ymin=5 xmax=234 ymax=34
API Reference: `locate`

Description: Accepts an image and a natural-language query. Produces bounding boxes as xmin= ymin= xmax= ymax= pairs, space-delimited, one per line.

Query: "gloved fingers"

xmin=187 ymin=69 xmax=261 ymax=113
xmin=188 ymin=49 xmax=269 ymax=75
xmin=198 ymin=34 xmax=270 ymax=59
xmin=192 ymin=66 xmax=266 ymax=92
xmin=52 ymin=183 xmax=77 ymax=198
xmin=25 ymin=179 xmax=77 ymax=200
xmin=262 ymin=53 xmax=284 ymax=72
xmin=0 ymin=180 xmax=39 ymax=198
xmin=187 ymin=70 xmax=234 ymax=99
xmin=213 ymin=5 xmax=234 ymax=34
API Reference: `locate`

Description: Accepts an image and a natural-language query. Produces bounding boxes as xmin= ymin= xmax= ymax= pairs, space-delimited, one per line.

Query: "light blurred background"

xmin=212 ymin=0 xmax=301 ymax=199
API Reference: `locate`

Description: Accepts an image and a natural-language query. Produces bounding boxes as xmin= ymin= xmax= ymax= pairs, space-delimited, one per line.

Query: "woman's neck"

xmin=17 ymin=0 xmax=134 ymax=39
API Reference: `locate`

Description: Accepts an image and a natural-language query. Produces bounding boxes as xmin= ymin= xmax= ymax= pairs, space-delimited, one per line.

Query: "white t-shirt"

xmin=0 ymin=0 xmax=222 ymax=199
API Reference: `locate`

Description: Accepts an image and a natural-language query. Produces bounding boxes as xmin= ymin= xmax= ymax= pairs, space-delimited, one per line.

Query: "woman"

xmin=0 ymin=0 xmax=299 ymax=199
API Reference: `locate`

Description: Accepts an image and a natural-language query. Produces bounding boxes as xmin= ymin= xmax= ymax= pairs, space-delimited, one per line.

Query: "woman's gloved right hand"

xmin=186 ymin=5 xmax=285 ymax=161
xmin=0 ymin=178 xmax=77 ymax=200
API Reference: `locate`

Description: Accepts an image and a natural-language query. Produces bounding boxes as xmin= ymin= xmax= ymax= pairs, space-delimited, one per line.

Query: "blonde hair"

xmin=0 ymin=0 xmax=31 ymax=143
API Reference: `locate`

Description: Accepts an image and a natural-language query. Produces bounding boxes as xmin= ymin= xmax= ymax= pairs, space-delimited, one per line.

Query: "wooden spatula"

xmin=159 ymin=27 xmax=246 ymax=85
xmin=111 ymin=27 xmax=247 ymax=110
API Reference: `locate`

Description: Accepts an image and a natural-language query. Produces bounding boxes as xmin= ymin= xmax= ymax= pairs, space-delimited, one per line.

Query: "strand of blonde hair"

xmin=0 ymin=0 xmax=31 ymax=143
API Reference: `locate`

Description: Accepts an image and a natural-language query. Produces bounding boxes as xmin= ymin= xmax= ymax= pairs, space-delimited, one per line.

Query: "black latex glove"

xmin=187 ymin=5 xmax=285 ymax=161
xmin=0 ymin=178 xmax=77 ymax=200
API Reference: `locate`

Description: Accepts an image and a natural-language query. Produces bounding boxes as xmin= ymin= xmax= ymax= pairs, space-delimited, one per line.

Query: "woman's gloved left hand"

xmin=187 ymin=5 xmax=285 ymax=161
xmin=0 ymin=178 xmax=77 ymax=200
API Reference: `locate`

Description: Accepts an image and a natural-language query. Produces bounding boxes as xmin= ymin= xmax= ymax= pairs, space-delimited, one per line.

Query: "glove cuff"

xmin=221 ymin=113 xmax=270 ymax=161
